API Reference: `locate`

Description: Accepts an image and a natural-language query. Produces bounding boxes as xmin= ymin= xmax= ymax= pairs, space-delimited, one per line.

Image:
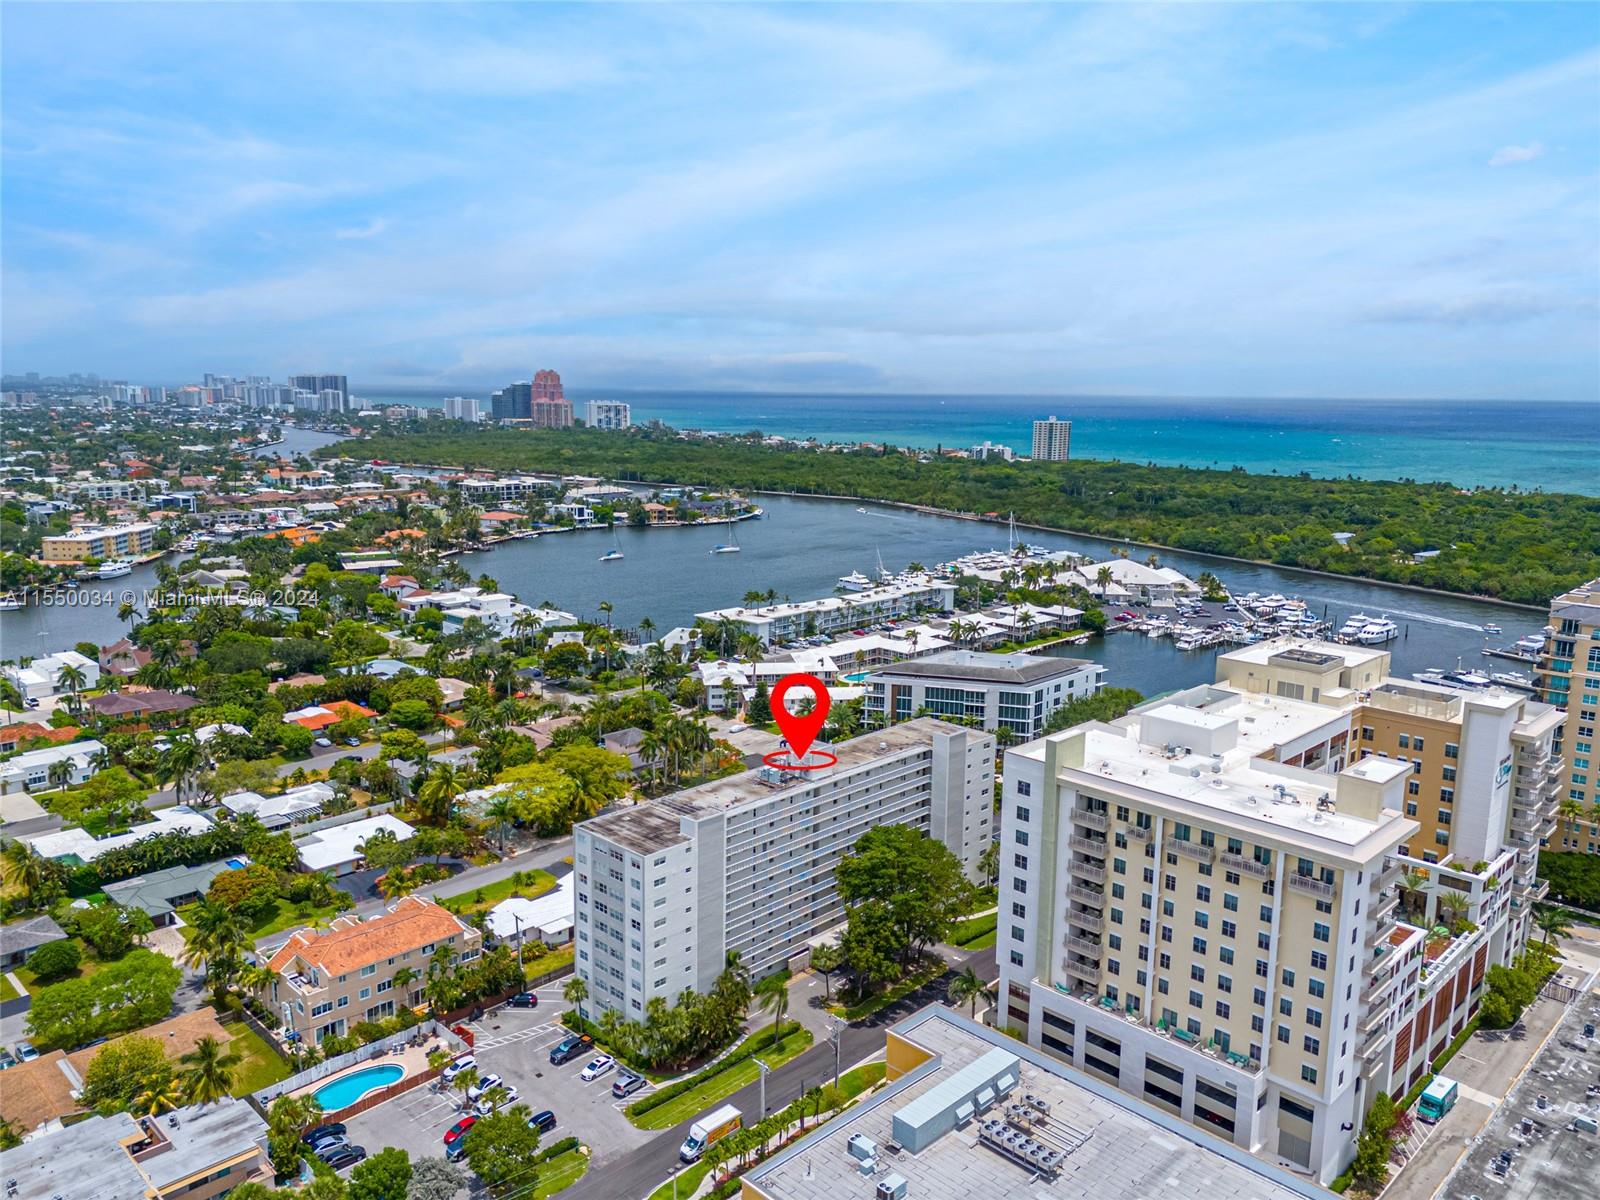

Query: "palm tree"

xmin=637 ymin=616 xmax=656 ymax=645
xmin=756 ymin=975 xmax=789 ymax=1048
xmin=160 ymin=736 xmax=204 ymax=806
xmin=1095 ymin=565 xmax=1114 ymax=593
xmin=563 ymin=975 xmax=589 ymax=1009
xmin=948 ymin=966 xmax=987 ymax=1019
xmin=181 ymin=900 xmax=248 ymax=999
xmin=179 ymin=1034 xmax=242 ymax=1105
xmin=1 ymin=839 xmax=56 ymax=907
xmin=808 ymin=943 xmax=843 ymax=1002
xmin=237 ymin=962 xmax=276 ymax=998
xmin=417 ymin=763 xmax=464 ymax=826
xmin=483 ymin=793 xmax=517 ymax=853
xmin=54 ymin=662 xmax=88 ymax=716
xmin=392 ymin=966 xmax=419 ymax=1004
xmin=597 ymin=600 xmax=614 ymax=630
xmin=46 ymin=758 xmax=74 ymax=791
xmin=134 ymin=1072 xmax=184 ymax=1116
xmin=1535 ymin=906 xmax=1573 ymax=949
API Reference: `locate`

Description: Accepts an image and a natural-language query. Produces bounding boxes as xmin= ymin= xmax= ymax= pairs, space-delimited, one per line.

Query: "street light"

xmin=756 ymin=1057 xmax=770 ymax=1118
xmin=827 ymin=1017 xmax=844 ymax=1089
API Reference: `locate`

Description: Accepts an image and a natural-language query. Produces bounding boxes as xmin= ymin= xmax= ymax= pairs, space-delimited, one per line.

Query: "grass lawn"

xmin=630 ymin=1026 xmax=814 ymax=1131
xmin=648 ymin=1158 xmax=712 ymax=1200
xmin=525 ymin=943 xmax=575 ymax=982
xmin=530 ymin=1148 xmax=589 ymax=1199
xmin=829 ymin=957 xmax=945 ymax=1022
xmin=949 ymin=912 xmax=997 ymax=950
xmin=227 ymin=1022 xmax=292 ymax=1095
xmin=0 ymin=973 xmax=19 ymax=1002
xmin=438 ymin=869 xmax=557 ymax=918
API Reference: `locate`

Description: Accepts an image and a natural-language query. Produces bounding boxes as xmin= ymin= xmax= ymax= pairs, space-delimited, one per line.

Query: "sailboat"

xmin=710 ymin=524 xmax=740 ymax=554
xmin=599 ymin=527 xmax=624 ymax=562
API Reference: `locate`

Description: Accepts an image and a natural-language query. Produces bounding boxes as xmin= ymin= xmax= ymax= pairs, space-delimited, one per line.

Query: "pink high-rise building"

xmin=530 ymin=369 xmax=572 ymax=428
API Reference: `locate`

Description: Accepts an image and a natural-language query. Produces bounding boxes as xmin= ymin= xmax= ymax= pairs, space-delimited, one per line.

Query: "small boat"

xmin=599 ymin=529 xmax=624 ymax=562
xmin=856 ymin=507 xmax=869 ymax=514
xmin=1482 ymin=623 xmax=1502 ymax=636
xmin=98 ymin=560 xmax=133 ymax=579
xmin=710 ymin=526 xmax=740 ymax=555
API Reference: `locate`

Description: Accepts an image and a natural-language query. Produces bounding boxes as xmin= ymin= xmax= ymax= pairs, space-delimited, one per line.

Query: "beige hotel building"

xmin=998 ymin=638 xmax=1560 ymax=1186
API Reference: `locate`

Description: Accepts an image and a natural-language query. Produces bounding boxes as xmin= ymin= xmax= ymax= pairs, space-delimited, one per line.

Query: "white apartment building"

xmin=696 ymin=577 xmax=957 ymax=646
xmin=572 ymin=718 xmax=995 ymax=1019
xmin=442 ymin=395 xmax=484 ymax=423
xmin=63 ymin=478 xmax=156 ymax=503
xmin=865 ymin=650 xmax=1106 ymax=738
xmin=584 ymin=400 xmax=632 ymax=430
xmin=998 ymin=642 xmax=1552 ymax=1186
xmin=458 ymin=475 xmax=550 ymax=504
xmin=1031 ymin=416 xmax=1072 ymax=461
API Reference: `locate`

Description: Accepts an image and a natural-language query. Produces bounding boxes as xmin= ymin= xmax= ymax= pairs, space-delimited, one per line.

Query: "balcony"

xmin=1220 ymin=851 xmax=1271 ymax=879
xmin=1068 ymin=909 xmax=1104 ymax=934
xmin=1070 ymin=835 xmax=1108 ymax=857
xmin=1061 ymin=958 xmax=1100 ymax=985
xmin=1287 ymin=873 xmax=1335 ymax=899
xmin=1074 ymin=809 xmax=1109 ymax=831
xmin=1069 ymin=884 xmax=1107 ymax=907
xmin=1358 ymin=1026 xmax=1390 ymax=1062
xmin=1169 ymin=840 xmax=1216 ymax=864
xmin=1365 ymin=919 xmax=1397 ymax=949
xmin=1125 ymin=824 xmax=1151 ymax=841
xmin=1073 ymin=862 xmax=1107 ymax=885
xmin=1359 ymin=1002 xmax=1388 ymax=1035
xmin=1376 ymin=861 xmax=1404 ymax=892
xmin=1047 ymin=983 xmax=1264 ymax=1076
xmin=1372 ymin=891 xmax=1399 ymax=922
xmin=1064 ymin=934 xmax=1102 ymax=957
xmin=1360 ymin=973 xmax=1396 ymax=1007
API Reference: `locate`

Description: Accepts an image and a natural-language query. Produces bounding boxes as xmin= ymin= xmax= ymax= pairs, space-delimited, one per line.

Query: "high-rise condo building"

xmin=491 ymin=381 xmax=532 ymax=421
xmin=1031 ymin=416 xmax=1072 ymax=461
xmin=572 ymin=718 xmax=994 ymax=1020
xmin=290 ymin=374 xmax=348 ymax=411
xmin=1540 ymin=577 xmax=1600 ymax=850
xmin=530 ymin=368 xmax=573 ymax=427
xmin=584 ymin=400 xmax=632 ymax=431
xmin=997 ymin=638 xmax=1554 ymax=1185
xmin=864 ymin=650 xmax=1106 ymax=739
xmin=442 ymin=395 xmax=483 ymax=423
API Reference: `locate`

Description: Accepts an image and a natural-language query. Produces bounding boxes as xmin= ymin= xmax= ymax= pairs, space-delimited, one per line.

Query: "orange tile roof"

xmin=324 ymin=699 xmax=377 ymax=719
xmin=0 ymin=721 xmax=78 ymax=749
xmin=267 ymin=896 xmax=475 ymax=976
xmin=289 ymin=710 xmax=339 ymax=731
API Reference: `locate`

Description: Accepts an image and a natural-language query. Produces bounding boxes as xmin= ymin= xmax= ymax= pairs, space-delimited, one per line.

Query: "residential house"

xmin=0 ymin=914 xmax=68 ymax=969
xmin=104 ymin=859 xmax=253 ymax=926
xmin=293 ymin=812 xmax=415 ymax=876
xmin=220 ymin=781 xmax=333 ymax=830
xmin=0 ymin=738 xmax=106 ymax=796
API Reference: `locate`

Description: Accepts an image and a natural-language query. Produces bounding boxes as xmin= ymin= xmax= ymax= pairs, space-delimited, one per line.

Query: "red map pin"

xmin=770 ymin=673 xmax=831 ymax=762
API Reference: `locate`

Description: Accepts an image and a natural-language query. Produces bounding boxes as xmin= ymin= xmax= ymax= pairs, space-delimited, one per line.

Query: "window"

xmin=1009 ymin=950 xmax=1024 ymax=967
xmin=1279 ymin=997 xmax=1293 ymax=1016
xmin=1012 ymin=878 xmax=1027 ymax=894
xmin=1216 ymin=1001 xmax=1231 ymax=1018
xmin=1217 ymin=974 xmax=1232 ymax=993
xmin=1011 ymin=925 xmax=1025 ymax=942
xmin=1413 ymin=736 xmax=1425 ymax=751
xmin=1013 ymin=853 xmax=1029 ymax=869
xmin=360 ymin=964 xmax=376 ymax=977
xmin=1219 ymin=947 xmax=1234 ymax=965
xmin=1308 ymin=979 xmax=1325 ymax=999
xmin=1192 ymin=937 xmax=1207 ymax=955
xmin=1195 ymin=912 xmax=1209 ymax=929
xmin=1015 ymin=830 xmax=1029 ymax=847
xmin=1310 ymin=950 xmax=1327 ymax=971
xmin=1277 ymin=1024 xmax=1290 ymax=1044
xmin=1012 ymin=902 xmax=1027 ymax=918
xmin=1190 ymin=964 xmax=1205 ymax=982
xmin=1302 ymin=1065 xmax=1318 ymax=1084
xmin=1189 ymin=989 xmax=1204 ymax=1009
xmin=1252 ymin=1014 xmax=1264 ymax=1033
xmin=1307 ymin=1008 xmax=1323 ymax=1029
xmin=1196 ymin=885 xmax=1211 ymax=902
xmin=1016 ymin=782 xmax=1031 ymax=797
xmin=1444 ymin=742 xmax=1458 ymax=759
xmin=1281 ymin=968 xmax=1295 ymax=988
xmin=1313 ymin=922 xmax=1330 ymax=943
xmin=1221 ymin=920 xmax=1237 ymax=939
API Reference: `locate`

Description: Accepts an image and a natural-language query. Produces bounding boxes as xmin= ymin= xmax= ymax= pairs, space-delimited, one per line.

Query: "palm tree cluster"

xmin=591 ymin=958 xmax=752 ymax=1070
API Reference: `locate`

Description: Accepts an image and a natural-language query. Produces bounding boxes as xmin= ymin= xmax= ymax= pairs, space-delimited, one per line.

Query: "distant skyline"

xmin=2 ymin=3 xmax=1596 ymax=400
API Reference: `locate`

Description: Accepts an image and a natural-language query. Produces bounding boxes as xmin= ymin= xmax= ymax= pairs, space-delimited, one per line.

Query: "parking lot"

xmin=342 ymin=981 xmax=659 ymax=1172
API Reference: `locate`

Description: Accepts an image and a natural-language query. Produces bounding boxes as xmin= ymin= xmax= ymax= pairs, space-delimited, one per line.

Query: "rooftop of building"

xmin=744 ymin=1008 xmax=1325 ymax=1200
xmin=292 ymin=811 xmax=414 ymax=871
xmin=868 ymin=649 xmax=1095 ymax=685
xmin=695 ymin=576 xmax=951 ymax=622
xmin=1549 ymin=575 xmax=1600 ymax=625
xmin=1218 ymin=636 xmax=1389 ymax=672
xmin=102 ymin=856 xmax=246 ymax=916
xmin=1014 ymin=687 xmax=1414 ymax=858
xmin=266 ymin=894 xmax=473 ymax=976
xmin=581 ymin=717 xmax=981 ymax=855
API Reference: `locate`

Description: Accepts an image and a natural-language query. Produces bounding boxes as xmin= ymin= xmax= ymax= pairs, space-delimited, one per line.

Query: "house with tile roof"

xmin=258 ymin=895 xmax=480 ymax=1042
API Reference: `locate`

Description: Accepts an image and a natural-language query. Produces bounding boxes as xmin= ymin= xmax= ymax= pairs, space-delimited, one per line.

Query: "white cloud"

xmin=335 ymin=218 xmax=388 ymax=241
xmin=1489 ymin=141 xmax=1546 ymax=167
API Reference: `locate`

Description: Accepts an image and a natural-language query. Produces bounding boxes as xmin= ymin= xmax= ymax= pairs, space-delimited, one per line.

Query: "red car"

xmin=444 ymin=1115 xmax=476 ymax=1156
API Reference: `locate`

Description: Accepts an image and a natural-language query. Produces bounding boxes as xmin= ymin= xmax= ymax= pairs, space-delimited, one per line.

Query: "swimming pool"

xmin=842 ymin=671 xmax=870 ymax=683
xmin=312 ymin=1063 xmax=405 ymax=1111
xmin=225 ymin=858 xmax=248 ymax=869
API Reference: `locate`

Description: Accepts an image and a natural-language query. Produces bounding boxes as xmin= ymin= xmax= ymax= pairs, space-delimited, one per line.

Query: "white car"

xmin=466 ymin=1073 xmax=504 ymax=1101
xmin=579 ymin=1055 xmax=615 ymax=1082
xmin=474 ymin=1084 xmax=520 ymax=1115
xmin=442 ymin=1055 xmax=477 ymax=1083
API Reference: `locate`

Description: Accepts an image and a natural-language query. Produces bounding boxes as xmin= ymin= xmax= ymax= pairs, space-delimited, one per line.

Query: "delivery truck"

xmin=679 ymin=1104 xmax=742 ymax=1163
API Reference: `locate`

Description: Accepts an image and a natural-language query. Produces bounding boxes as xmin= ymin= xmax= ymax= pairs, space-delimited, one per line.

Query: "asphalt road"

xmin=563 ymin=946 xmax=999 ymax=1200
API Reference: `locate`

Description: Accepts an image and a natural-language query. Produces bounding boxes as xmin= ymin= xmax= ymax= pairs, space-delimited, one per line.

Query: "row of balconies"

xmin=1287 ymin=873 xmax=1335 ymax=898
xmin=1074 ymin=809 xmax=1109 ymax=831
xmin=1068 ymin=909 xmax=1105 ymax=934
xmin=1219 ymin=851 xmax=1271 ymax=878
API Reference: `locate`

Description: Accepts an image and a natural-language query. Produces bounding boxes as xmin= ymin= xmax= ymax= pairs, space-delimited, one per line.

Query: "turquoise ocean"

xmin=354 ymin=390 xmax=1598 ymax=496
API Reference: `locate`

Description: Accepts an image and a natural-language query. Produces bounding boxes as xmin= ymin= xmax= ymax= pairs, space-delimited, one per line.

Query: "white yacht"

xmin=837 ymin=570 xmax=872 ymax=591
xmin=97 ymin=560 xmax=133 ymax=579
xmin=599 ymin=528 xmax=624 ymax=562
xmin=1513 ymin=633 xmax=1546 ymax=655
xmin=1354 ymin=617 xmax=1399 ymax=645
xmin=1337 ymin=613 xmax=1372 ymax=640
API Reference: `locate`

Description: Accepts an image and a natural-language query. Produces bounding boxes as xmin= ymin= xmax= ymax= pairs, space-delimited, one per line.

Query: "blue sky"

xmin=2 ymin=2 xmax=1596 ymax=399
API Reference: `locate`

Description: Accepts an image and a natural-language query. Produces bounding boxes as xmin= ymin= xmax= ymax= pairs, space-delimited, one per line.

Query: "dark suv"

xmin=548 ymin=1033 xmax=594 ymax=1065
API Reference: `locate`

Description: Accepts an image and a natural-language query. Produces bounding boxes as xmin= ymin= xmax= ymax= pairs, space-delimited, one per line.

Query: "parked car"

xmin=313 ymin=736 xmax=333 ymax=748
xmin=443 ymin=1115 xmax=477 ymax=1158
xmin=549 ymin=1034 xmax=592 ymax=1065
xmin=506 ymin=991 xmax=538 ymax=1009
xmin=442 ymin=1054 xmax=477 ymax=1082
xmin=323 ymin=1145 xmax=367 ymax=1171
xmin=579 ymin=1055 xmax=616 ymax=1082
xmin=466 ymin=1073 xmax=504 ymax=1102
xmin=344 ymin=736 xmax=361 ymax=747
xmin=612 ymin=1070 xmax=646 ymax=1098
xmin=0 ymin=1049 xmax=16 ymax=1070
xmin=312 ymin=1137 xmax=351 ymax=1161
xmin=14 ymin=1041 xmax=39 ymax=1062
xmin=303 ymin=1123 xmax=347 ymax=1149
xmin=475 ymin=1084 xmax=520 ymax=1115
xmin=526 ymin=1110 xmax=557 ymax=1135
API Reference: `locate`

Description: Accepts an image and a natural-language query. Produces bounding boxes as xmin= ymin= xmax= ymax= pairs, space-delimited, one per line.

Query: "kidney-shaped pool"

xmin=312 ymin=1063 xmax=405 ymax=1111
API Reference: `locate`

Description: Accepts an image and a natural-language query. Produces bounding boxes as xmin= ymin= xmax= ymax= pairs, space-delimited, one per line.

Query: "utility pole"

xmin=756 ymin=1058 xmax=770 ymax=1118
xmin=828 ymin=1017 xmax=843 ymax=1089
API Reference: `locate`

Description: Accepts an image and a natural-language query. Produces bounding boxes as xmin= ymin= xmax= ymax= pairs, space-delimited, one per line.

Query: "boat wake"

xmin=1299 ymin=593 xmax=1487 ymax=632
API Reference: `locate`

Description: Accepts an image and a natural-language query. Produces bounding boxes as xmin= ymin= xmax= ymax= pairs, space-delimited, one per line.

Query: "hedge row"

xmin=626 ymin=1022 xmax=802 ymax=1119
xmin=536 ymin=1136 xmax=580 ymax=1163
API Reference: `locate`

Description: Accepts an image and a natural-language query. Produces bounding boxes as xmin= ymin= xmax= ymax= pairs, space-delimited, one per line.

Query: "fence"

xmin=251 ymin=1018 xmax=467 ymax=1106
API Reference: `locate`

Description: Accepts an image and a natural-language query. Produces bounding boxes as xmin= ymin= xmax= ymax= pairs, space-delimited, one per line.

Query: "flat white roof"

xmin=485 ymin=873 xmax=575 ymax=941
xmin=294 ymin=813 xmax=414 ymax=871
xmin=28 ymin=803 xmax=211 ymax=863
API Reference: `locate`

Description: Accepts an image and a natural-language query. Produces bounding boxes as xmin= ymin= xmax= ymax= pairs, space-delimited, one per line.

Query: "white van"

xmin=679 ymin=1104 xmax=742 ymax=1163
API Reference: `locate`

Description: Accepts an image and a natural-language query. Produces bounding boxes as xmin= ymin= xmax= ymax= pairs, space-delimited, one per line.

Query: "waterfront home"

xmin=0 ymin=738 xmax=106 ymax=796
xmin=261 ymin=895 xmax=479 ymax=1040
xmin=99 ymin=636 xmax=152 ymax=676
xmin=1064 ymin=558 xmax=1199 ymax=602
xmin=4 ymin=648 xmax=100 ymax=702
